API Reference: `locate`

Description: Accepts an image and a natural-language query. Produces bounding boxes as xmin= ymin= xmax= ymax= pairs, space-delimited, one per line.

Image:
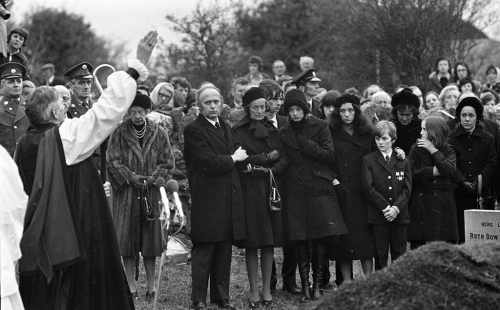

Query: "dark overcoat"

xmin=0 ymin=96 xmax=30 ymax=156
xmin=361 ymin=151 xmax=412 ymax=225
xmin=107 ymin=119 xmax=172 ymax=257
xmin=449 ymin=124 xmax=497 ymax=242
xmin=408 ymin=144 xmax=459 ymax=243
xmin=331 ymin=127 xmax=375 ymax=259
xmin=394 ymin=118 xmax=420 ymax=155
xmin=280 ymin=116 xmax=347 ymax=241
xmin=232 ymin=118 xmax=286 ymax=248
xmin=183 ymin=115 xmax=246 ymax=244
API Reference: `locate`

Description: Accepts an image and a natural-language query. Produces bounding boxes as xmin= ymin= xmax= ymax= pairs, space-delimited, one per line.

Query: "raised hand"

xmin=137 ymin=30 xmax=159 ymax=65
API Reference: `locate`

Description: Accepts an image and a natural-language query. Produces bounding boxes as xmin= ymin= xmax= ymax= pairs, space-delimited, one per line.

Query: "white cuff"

xmin=127 ymin=58 xmax=149 ymax=82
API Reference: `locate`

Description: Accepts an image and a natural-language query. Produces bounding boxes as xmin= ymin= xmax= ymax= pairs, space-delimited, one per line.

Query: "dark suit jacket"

xmin=184 ymin=115 xmax=246 ymax=243
xmin=362 ymin=150 xmax=412 ymax=225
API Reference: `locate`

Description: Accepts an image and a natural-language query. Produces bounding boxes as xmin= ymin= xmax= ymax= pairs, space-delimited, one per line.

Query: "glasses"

xmin=158 ymin=92 xmax=172 ymax=100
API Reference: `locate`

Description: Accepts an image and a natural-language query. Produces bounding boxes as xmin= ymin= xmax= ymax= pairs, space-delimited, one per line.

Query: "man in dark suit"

xmin=291 ymin=69 xmax=323 ymax=119
xmin=184 ymin=84 xmax=248 ymax=310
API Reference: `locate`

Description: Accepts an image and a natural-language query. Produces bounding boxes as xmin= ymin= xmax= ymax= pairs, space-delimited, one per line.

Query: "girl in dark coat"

xmin=408 ymin=115 xmax=459 ymax=248
xmin=392 ymin=88 xmax=421 ymax=155
xmin=232 ymin=87 xmax=286 ymax=307
xmin=449 ymin=96 xmax=497 ymax=243
xmin=329 ymin=94 xmax=375 ymax=281
xmin=280 ymin=89 xmax=347 ymax=301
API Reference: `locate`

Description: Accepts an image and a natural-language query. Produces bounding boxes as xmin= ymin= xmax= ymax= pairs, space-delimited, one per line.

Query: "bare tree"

xmin=165 ymin=1 xmax=239 ymax=95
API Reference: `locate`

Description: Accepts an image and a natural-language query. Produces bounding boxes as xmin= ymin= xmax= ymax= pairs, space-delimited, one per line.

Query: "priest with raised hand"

xmin=17 ymin=31 xmax=158 ymax=310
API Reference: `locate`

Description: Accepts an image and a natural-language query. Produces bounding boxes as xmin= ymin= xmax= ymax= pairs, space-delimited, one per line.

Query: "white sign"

xmin=464 ymin=210 xmax=500 ymax=244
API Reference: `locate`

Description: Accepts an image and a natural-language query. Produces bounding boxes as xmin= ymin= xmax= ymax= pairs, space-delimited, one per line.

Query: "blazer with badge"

xmin=183 ymin=115 xmax=246 ymax=244
xmin=362 ymin=150 xmax=412 ymax=225
xmin=0 ymin=96 xmax=30 ymax=156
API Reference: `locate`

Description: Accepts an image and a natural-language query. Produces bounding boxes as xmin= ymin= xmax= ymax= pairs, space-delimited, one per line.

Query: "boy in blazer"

xmin=362 ymin=120 xmax=412 ymax=270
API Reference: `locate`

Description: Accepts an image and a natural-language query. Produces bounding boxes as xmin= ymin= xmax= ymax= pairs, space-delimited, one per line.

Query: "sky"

xmin=12 ymin=0 xmax=229 ymax=53
xmin=11 ymin=0 xmax=500 ymax=53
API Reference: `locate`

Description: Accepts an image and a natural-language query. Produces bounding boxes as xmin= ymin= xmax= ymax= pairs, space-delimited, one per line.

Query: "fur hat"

xmin=242 ymin=86 xmax=266 ymax=107
xmin=334 ymin=93 xmax=360 ymax=108
xmin=131 ymin=92 xmax=152 ymax=110
xmin=391 ymin=88 xmax=419 ymax=109
xmin=284 ymin=89 xmax=309 ymax=114
xmin=456 ymin=95 xmax=483 ymax=120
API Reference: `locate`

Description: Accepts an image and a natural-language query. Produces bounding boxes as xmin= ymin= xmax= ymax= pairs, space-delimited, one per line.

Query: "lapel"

xmin=14 ymin=103 xmax=27 ymax=123
xmin=375 ymin=151 xmax=395 ymax=174
xmin=197 ymin=115 xmax=230 ymax=153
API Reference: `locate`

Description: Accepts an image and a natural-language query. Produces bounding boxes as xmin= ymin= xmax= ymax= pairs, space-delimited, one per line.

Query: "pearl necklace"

xmin=135 ymin=124 xmax=146 ymax=139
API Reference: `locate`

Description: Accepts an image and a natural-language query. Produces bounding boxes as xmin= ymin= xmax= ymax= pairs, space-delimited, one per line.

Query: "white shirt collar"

xmin=268 ymin=115 xmax=278 ymax=128
xmin=380 ymin=149 xmax=393 ymax=159
xmin=204 ymin=116 xmax=220 ymax=127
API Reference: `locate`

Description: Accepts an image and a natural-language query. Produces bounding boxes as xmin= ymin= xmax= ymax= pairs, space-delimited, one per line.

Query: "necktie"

xmin=215 ymin=122 xmax=221 ymax=129
xmin=385 ymin=155 xmax=390 ymax=162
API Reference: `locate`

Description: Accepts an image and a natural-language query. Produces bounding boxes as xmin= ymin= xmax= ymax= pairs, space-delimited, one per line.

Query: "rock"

xmin=316 ymin=242 xmax=500 ymax=310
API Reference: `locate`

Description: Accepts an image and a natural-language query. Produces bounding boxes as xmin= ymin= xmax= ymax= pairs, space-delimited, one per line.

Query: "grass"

xmin=134 ymin=248 xmax=365 ymax=310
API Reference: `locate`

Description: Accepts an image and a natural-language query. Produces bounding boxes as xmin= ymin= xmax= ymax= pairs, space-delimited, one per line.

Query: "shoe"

xmin=191 ymin=301 xmax=207 ymax=310
xmin=217 ymin=301 xmax=237 ymax=309
xmin=283 ymin=282 xmax=301 ymax=295
xmin=248 ymin=299 xmax=260 ymax=309
xmin=262 ymin=299 xmax=273 ymax=307
xmin=145 ymin=291 xmax=155 ymax=303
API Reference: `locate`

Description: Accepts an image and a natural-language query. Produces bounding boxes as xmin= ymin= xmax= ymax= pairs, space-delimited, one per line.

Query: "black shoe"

xmin=262 ymin=299 xmax=273 ymax=307
xmin=217 ymin=301 xmax=237 ymax=309
xmin=248 ymin=299 xmax=260 ymax=309
xmin=145 ymin=291 xmax=156 ymax=303
xmin=191 ymin=301 xmax=207 ymax=310
xmin=283 ymin=282 xmax=301 ymax=295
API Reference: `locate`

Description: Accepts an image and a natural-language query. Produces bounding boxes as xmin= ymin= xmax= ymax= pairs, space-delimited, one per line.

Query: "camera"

xmin=0 ymin=1 xmax=11 ymax=20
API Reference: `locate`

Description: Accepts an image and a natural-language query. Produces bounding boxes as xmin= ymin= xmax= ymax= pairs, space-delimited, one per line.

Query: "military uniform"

xmin=291 ymin=69 xmax=323 ymax=119
xmin=65 ymin=62 xmax=95 ymax=118
xmin=0 ymin=62 xmax=30 ymax=156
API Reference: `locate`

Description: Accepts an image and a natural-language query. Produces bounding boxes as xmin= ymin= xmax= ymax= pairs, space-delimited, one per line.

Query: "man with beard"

xmin=17 ymin=31 xmax=157 ymax=310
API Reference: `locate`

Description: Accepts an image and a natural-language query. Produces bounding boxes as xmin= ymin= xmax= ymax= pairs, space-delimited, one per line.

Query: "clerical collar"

xmin=204 ymin=116 xmax=220 ymax=127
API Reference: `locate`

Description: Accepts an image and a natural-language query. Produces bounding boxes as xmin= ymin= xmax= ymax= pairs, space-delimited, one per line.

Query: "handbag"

xmin=139 ymin=181 xmax=156 ymax=221
xmin=269 ymin=169 xmax=282 ymax=212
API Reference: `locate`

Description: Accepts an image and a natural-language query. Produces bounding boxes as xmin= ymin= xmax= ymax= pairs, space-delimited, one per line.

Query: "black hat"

xmin=292 ymin=69 xmax=321 ymax=86
xmin=456 ymin=96 xmax=483 ymax=120
xmin=242 ymin=86 xmax=266 ymax=107
xmin=0 ymin=62 xmax=26 ymax=80
xmin=64 ymin=62 xmax=94 ymax=80
xmin=131 ymin=93 xmax=152 ymax=110
xmin=284 ymin=89 xmax=309 ymax=114
xmin=8 ymin=27 xmax=29 ymax=42
xmin=334 ymin=93 xmax=360 ymax=108
xmin=391 ymin=88 xmax=419 ymax=109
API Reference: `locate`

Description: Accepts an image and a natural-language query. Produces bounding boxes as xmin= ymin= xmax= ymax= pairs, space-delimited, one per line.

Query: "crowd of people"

xmin=1 ymin=24 xmax=500 ymax=310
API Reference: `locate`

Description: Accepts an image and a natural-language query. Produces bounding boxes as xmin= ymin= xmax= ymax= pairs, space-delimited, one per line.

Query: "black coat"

xmin=232 ymin=118 xmax=286 ymax=248
xmin=184 ymin=115 xmax=246 ymax=243
xmin=408 ymin=144 xmax=459 ymax=243
xmin=394 ymin=118 xmax=421 ymax=155
xmin=280 ymin=116 xmax=347 ymax=241
xmin=331 ymin=127 xmax=375 ymax=259
xmin=362 ymin=151 xmax=412 ymax=225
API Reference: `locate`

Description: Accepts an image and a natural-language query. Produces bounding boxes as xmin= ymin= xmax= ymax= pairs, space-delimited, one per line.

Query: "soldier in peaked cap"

xmin=0 ymin=62 xmax=30 ymax=156
xmin=65 ymin=62 xmax=95 ymax=118
xmin=291 ymin=69 xmax=323 ymax=118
